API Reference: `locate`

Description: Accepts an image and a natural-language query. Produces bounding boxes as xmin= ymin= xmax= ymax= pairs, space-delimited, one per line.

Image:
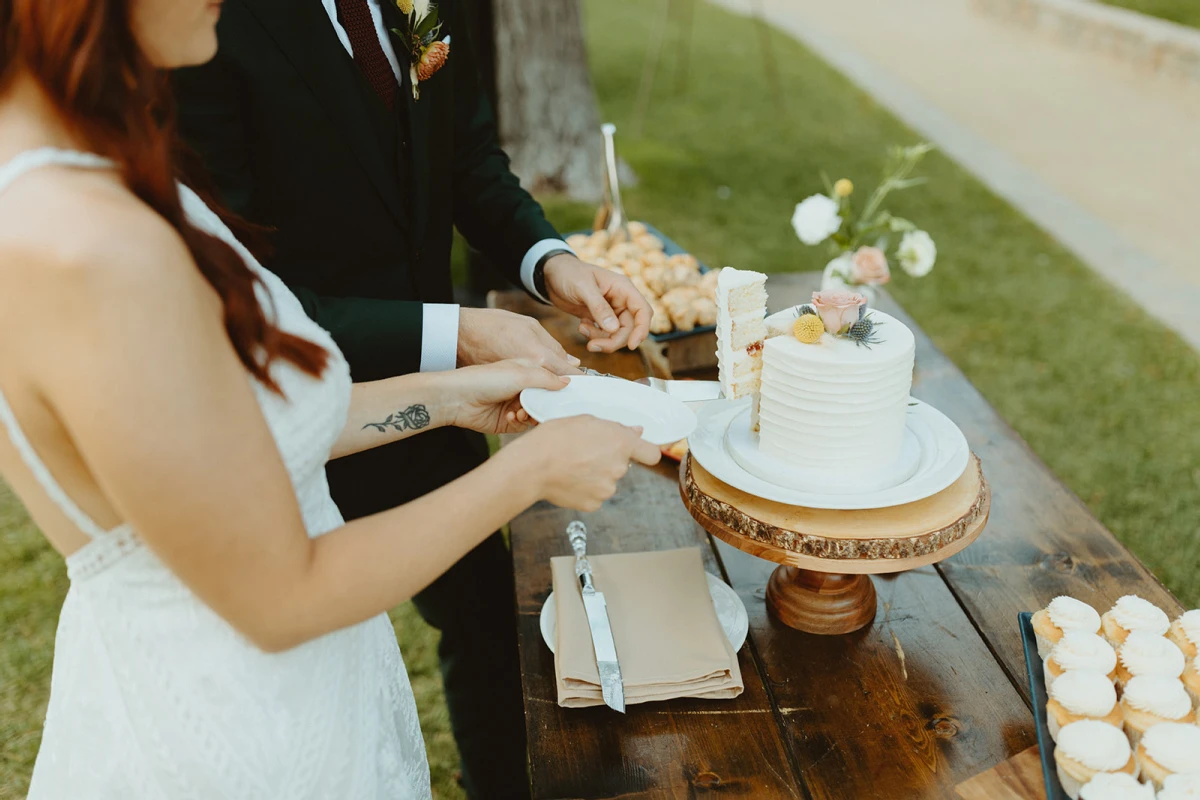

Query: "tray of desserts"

xmin=1021 ymin=596 xmax=1200 ymax=800
xmin=566 ymin=222 xmax=718 ymax=342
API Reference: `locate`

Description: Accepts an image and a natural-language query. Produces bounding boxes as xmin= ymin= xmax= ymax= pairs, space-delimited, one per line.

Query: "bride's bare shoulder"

xmin=0 ymin=167 xmax=204 ymax=320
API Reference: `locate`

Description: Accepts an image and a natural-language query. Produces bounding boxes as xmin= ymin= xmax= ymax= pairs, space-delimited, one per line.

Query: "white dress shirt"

xmin=319 ymin=0 xmax=576 ymax=371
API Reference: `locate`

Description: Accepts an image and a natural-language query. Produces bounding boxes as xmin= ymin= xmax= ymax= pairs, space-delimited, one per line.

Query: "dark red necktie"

xmin=335 ymin=0 xmax=399 ymax=110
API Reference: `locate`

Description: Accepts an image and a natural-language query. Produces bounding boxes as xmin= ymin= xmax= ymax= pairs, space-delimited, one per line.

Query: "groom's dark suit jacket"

xmin=174 ymin=0 xmax=562 ymax=512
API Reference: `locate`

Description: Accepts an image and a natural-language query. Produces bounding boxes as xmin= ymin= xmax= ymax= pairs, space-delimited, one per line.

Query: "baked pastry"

xmin=1045 ymin=632 xmax=1118 ymax=689
xmin=1034 ymin=597 xmax=1104 ymax=659
xmin=1183 ymin=659 xmax=1200 ymax=710
xmin=1167 ymin=611 xmax=1200 ymax=661
xmin=1054 ymin=719 xmax=1138 ymax=800
xmin=1046 ymin=670 xmax=1122 ymax=741
xmin=1120 ymin=676 xmax=1195 ymax=748
xmin=1136 ymin=722 xmax=1200 ymax=790
xmin=1078 ymin=772 xmax=1155 ymax=800
xmin=1116 ymin=632 xmax=1187 ymax=687
xmin=1157 ymin=773 xmax=1200 ymax=799
xmin=1102 ymin=596 xmax=1171 ymax=647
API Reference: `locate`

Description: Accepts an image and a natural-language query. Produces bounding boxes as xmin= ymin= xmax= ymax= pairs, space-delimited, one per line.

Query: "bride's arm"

xmin=26 ymin=206 xmax=657 ymax=653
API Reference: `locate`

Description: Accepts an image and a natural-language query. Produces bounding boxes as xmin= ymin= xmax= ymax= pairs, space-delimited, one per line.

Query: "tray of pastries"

xmin=566 ymin=222 xmax=718 ymax=342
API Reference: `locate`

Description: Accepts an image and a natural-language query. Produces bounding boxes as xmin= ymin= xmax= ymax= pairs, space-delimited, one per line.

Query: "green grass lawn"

xmin=3 ymin=0 xmax=1200 ymax=796
xmin=1097 ymin=0 xmax=1200 ymax=28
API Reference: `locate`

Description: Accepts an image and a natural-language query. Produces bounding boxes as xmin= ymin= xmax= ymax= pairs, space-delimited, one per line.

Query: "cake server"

xmin=579 ymin=369 xmax=722 ymax=402
xmin=566 ymin=521 xmax=625 ymax=713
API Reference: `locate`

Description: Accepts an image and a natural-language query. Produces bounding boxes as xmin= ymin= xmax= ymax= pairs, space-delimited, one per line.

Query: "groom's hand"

xmin=457 ymin=308 xmax=583 ymax=375
xmin=543 ymin=254 xmax=652 ymax=352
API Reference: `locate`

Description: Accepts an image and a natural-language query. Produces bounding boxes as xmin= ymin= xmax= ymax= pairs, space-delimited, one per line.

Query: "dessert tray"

xmin=1019 ymin=612 xmax=1070 ymax=800
xmin=689 ymin=397 xmax=971 ymax=510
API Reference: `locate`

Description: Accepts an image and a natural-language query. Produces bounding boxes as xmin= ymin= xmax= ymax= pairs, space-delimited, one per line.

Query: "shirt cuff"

xmin=419 ymin=303 xmax=460 ymax=372
xmin=520 ymin=238 xmax=577 ymax=303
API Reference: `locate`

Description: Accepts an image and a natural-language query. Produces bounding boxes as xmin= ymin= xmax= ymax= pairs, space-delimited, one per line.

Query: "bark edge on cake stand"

xmin=679 ymin=453 xmax=990 ymax=635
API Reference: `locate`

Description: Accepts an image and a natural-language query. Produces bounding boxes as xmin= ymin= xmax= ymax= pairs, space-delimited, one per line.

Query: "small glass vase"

xmin=820 ymin=255 xmax=879 ymax=304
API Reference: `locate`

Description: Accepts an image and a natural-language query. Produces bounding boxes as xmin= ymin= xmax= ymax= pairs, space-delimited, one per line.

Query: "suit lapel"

xmin=242 ymin=0 xmax=410 ymax=233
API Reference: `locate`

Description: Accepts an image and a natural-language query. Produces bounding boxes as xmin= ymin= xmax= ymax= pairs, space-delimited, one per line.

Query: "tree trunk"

xmin=491 ymin=0 xmax=604 ymax=201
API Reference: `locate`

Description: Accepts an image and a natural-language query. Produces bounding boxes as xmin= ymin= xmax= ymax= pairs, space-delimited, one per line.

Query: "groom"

xmin=173 ymin=0 xmax=650 ymax=796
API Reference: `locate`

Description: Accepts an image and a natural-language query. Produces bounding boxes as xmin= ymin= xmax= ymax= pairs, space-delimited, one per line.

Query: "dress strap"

xmin=0 ymin=148 xmax=118 ymax=541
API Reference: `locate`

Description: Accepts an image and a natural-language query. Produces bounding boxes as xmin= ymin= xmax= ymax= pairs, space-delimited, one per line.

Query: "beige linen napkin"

xmin=552 ymin=547 xmax=743 ymax=707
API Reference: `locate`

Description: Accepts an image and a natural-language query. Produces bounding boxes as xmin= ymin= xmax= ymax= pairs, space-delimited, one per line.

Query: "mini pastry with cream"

xmin=1047 ymin=670 xmax=1123 ymax=741
xmin=1045 ymin=632 xmax=1118 ymax=689
xmin=1102 ymin=596 xmax=1171 ymax=648
xmin=1054 ymin=719 xmax=1138 ymax=800
xmin=1136 ymin=722 xmax=1200 ymax=791
xmin=1116 ymin=632 xmax=1187 ymax=687
xmin=1184 ymin=659 xmax=1200 ymax=710
xmin=1034 ymin=597 xmax=1104 ymax=658
xmin=1167 ymin=610 xmax=1200 ymax=661
xmin=1120 ymin=676 xmax=1196 ymax=747
xmin=1078 ymin=772 xmax=1155 ymax=800
xmin=1157 ymin=773 xmax=1200 ymax=799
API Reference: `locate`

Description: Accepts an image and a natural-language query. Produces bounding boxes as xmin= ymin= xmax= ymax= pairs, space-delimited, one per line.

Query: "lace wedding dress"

xmin=0 ymin=149 xmax=431 ymax=799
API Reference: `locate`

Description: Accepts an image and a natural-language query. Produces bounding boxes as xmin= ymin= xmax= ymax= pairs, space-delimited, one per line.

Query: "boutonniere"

xmin=391 ymin=0 xmax=450 ymax=100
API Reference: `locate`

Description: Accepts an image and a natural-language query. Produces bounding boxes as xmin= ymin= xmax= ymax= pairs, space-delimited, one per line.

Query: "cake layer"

xmin=715 ymin=268 xmax=768 ymax=400
xmin=757 ymin=310 xmax=915 ymax=474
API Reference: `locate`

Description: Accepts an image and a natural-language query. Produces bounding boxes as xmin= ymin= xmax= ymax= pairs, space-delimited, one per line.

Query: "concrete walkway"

xmin=710 ymin=0 xmax=1200 ymax=351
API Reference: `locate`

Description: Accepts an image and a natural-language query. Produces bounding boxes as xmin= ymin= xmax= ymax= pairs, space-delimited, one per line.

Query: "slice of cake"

xmin=715 ymin=268 xmax=768 ymax=400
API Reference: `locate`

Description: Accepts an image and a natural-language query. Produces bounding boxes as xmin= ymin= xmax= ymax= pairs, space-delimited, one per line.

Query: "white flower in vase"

xmin=791 ymin=194 xmax=842 ymax=246
xmin=897 ymin=230 xmax=937 ymax=277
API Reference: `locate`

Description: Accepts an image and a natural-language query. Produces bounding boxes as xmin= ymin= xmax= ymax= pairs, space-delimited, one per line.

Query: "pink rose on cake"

xmin=850 ymin=246 xmax=890 ymax=286
xmin=811 ymin=290 xmax=867 ymax=334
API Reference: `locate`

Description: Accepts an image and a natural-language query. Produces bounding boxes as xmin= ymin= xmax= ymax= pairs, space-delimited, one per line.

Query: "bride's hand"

xmin=444 ymin=360 xmax=568 ymax=434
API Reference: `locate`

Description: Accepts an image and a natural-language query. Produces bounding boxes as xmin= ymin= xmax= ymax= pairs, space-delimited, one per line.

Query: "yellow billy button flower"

xmin=793 ymin=313 xmax=824 ymax=344
xmin=396 ymin=0 xmax=414 ymax=14
xmin=833 ymin=178 xmax=854 ymax=198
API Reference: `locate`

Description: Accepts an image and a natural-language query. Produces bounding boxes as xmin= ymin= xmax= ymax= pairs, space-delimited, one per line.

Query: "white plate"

xmin=539 ymin=572 xmax=749 ymax=654
xmin=689 ymin=398 xmax=970 ymax=510
xmin=521 ymin=375 xmax=698 ymax=446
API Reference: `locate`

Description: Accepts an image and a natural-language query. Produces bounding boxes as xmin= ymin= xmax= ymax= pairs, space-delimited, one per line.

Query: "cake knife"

xmin=580 ymin=369 xmax=722 ymax=402
xmin=566 ymin=521 xmax=626 ymax=713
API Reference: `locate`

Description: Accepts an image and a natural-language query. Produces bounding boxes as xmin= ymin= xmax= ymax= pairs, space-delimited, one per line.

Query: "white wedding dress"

xmin=0 ymin=149 xmax=432 ymax=799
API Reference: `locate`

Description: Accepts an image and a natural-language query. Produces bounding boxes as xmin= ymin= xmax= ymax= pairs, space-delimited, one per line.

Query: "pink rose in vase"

xmin=850 ymin=246 xmax=890 ymax=286
xmin=811 ymin=290 xmax=867 ymax=334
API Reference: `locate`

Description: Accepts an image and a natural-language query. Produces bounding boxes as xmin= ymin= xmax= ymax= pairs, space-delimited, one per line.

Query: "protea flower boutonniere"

xmin=390 ymin=0 xmax=450 ymax=100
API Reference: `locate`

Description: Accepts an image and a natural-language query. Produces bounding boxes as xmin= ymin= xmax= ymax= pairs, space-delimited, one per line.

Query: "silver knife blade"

xmin=580 ymin=369 xmax=722 ymax=402
xmin=567 ymin=521 xmax=626 ymax=713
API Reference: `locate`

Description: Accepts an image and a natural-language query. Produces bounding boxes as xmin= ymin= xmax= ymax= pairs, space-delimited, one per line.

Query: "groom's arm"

xmin=446 ymin=0 xmax=574 ymax=303
xmin=171 ymin=29 xmax=440 ymax=381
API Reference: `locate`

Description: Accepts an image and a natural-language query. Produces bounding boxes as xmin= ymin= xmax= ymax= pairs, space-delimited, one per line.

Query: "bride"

xmin=0 ymin=0 xmax=660 ymax=797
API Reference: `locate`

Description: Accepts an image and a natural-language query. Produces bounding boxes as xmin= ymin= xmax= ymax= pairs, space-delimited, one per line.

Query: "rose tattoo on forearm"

xmin=362 ymin=404 xmax=432 ymax=433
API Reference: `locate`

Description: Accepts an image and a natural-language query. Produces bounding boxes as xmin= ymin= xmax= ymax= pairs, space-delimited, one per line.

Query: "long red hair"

xmin=0 ymin=0 xmax=327 ymax=394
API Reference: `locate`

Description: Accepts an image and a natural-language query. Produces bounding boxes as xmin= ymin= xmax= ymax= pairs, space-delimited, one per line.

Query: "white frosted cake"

xmin=715 ymin=268 xmax=768 ymax=399
xmin=758 ymin=309 xmax=915 ymax=475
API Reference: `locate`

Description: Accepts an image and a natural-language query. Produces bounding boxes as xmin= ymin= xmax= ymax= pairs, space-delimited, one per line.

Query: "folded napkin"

xmin=552 ymin=546 xmax=743 ymax=707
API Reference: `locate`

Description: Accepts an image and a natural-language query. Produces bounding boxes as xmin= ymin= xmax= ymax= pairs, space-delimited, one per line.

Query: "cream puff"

xmin=1034 ymin=597 xmax=1104 ymax=658
xmin=1184 ymin=659 xmax=1200 ymax=710
xmin=1120 ymin=676 xmax=1196 ymax=748
xmin=1047 ymin=670 xmax=1123 ymax=741
xmin=1157 ymin=773 xmax=1200 ymax=799
xmin=1078 ymin=772 xmax=1155 ymax=800
xmin=1102 ymin=596 xmax=1171 ymax=648
xmin=1136 ymin=722 xmax=1200 ymax=791
xmin=1055 ymin=719 xmax=1138 ymax=800
xmin=1117 ymin=632 xmax=1187 ymax=687
xmin=1045 ymin=632 xmax=1118 ymax=689
xmin=1167 ymin=611 xmax=1200 ymax=662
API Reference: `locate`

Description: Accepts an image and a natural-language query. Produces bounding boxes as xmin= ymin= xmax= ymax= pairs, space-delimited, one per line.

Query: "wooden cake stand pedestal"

xmin=679 ymin=453 xmax=991 ymax=635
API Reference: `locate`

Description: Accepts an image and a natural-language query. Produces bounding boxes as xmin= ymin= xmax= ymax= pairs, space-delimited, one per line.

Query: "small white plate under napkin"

xmin=521 ymin=375 xmax=698 ymax=445
xmin=540 ymin=572 xmax=749 ymax=654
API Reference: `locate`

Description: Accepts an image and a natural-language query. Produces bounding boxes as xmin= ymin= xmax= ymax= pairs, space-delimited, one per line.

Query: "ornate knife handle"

xmin=567 ymin=521 xmax=595 ymax=593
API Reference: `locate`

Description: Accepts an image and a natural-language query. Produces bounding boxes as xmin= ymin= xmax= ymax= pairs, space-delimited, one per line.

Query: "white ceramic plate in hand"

xmin=520 ymin=375 xmax=698 ymax=446
xmin=539 ymin=572 xmax=749 ymax=654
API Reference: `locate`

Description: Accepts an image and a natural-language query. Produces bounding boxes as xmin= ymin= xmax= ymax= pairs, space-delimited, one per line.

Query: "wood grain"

xmin=955 ymin=746 xmax=1047 ymax=800
xmin=766 ymin=567 xmax=879 ymax=634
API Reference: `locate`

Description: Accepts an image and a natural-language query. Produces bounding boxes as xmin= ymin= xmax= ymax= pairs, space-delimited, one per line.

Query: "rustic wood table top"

xmin=490 ymin=273 xmax=1180 ymax=799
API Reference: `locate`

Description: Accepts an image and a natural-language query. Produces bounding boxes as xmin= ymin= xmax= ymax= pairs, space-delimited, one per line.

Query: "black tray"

xmin=1019 ymin=611 xmax=1069 ymax=800
xmin=568 ymin=223 xmax=714 ymax=343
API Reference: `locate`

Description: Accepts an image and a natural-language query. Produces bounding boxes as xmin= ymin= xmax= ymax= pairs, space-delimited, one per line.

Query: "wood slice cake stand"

xmin=679 ymin=453 xmax=991 ymax=635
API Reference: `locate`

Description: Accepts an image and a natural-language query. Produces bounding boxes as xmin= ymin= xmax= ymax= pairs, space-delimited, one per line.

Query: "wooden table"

xmin=491 ymin=273 xmax=1181 ymax=799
